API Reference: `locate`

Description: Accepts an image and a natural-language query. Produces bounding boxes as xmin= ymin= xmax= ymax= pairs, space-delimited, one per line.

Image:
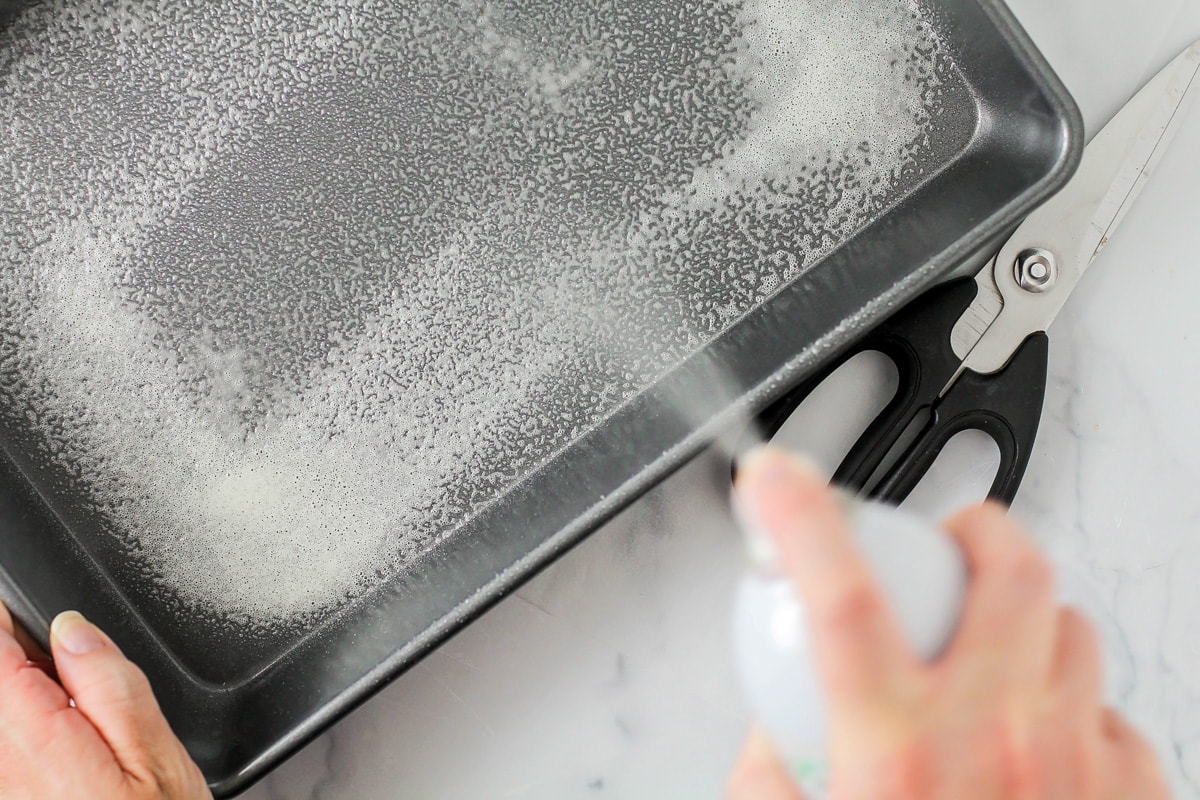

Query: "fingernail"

xmin=737 ymin=445 xmax=788 ymax=486
xmin=731 ymin=487 xmax=780 ymax=568
xmin=737 ymin=446 xmax=823 ymax=487
xmin=733 ymin=448 xmax=826 ymax=568
xmin=52 ymin=611 xmax=105 ymax=656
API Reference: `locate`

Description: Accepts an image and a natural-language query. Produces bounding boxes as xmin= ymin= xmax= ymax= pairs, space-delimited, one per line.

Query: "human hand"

xmin=0 ymin=600 xmax=210 ymax=799
xmin=726 ymin=448 xmax=1170 ymax=800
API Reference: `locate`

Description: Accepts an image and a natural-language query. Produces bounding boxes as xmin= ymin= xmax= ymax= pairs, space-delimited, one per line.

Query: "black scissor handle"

xmin=740 ymin=278 xmax=976 ymax=482
xmin=868 ymin=332 xmax=1048 ymax=505
xmin=829 ymin=278 xmax=978 ymax=491
xmin=735 ymin=277 xmax=1048 ymax=505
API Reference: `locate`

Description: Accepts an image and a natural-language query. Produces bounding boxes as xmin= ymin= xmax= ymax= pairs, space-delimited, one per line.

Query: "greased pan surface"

xmin=0 ymin=1 xmax=1079 ymax=795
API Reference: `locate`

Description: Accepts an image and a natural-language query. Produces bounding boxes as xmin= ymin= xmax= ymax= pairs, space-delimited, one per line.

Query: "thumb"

xmin=49 ymin=611 xmax=183 ymax=781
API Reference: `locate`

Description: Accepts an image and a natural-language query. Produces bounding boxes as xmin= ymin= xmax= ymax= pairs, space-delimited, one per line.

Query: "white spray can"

xmin=732 ymin=499 xmax=967 ymax=796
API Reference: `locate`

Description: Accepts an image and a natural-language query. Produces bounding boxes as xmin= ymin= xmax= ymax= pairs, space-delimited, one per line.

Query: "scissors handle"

xmin=745 ymin=277 xmax=1047 ymax=505
xmin=867 ymin=331 xmax=1047 ymax=504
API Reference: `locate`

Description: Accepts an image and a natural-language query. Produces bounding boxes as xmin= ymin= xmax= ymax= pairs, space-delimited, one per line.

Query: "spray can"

xmin=732 ymin=499 xmax=967 ymax=796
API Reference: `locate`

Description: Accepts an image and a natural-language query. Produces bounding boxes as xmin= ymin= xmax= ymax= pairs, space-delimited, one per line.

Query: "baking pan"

xmin=0 ymin=0 xmax=1080 ymax=795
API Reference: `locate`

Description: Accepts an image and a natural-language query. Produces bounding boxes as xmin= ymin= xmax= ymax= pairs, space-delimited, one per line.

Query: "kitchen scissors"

xmin=740 ymin=40 xmax=1200 ymax=505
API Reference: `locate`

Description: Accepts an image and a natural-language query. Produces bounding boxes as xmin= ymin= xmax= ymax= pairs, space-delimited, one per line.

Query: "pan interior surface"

xmin=0 ymin=0 xmax=976 ymax=683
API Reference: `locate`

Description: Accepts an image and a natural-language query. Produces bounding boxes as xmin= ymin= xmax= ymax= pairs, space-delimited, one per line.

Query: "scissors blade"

xmin=949 ymin=39 xmax=1200 ymax=377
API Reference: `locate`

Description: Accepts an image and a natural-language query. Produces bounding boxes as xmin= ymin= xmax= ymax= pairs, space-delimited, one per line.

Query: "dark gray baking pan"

xmin=0 ymin=0 xmax=1080 ymax=795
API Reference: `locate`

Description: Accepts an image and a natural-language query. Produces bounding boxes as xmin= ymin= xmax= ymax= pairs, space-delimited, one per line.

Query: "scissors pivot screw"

xmin=1014 ymin=248 xmax=1057 ymax=293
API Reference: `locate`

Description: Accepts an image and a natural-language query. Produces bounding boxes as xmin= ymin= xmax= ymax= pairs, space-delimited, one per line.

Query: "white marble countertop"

xmin=239 ymin=1 xmax=1200 ymax=797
